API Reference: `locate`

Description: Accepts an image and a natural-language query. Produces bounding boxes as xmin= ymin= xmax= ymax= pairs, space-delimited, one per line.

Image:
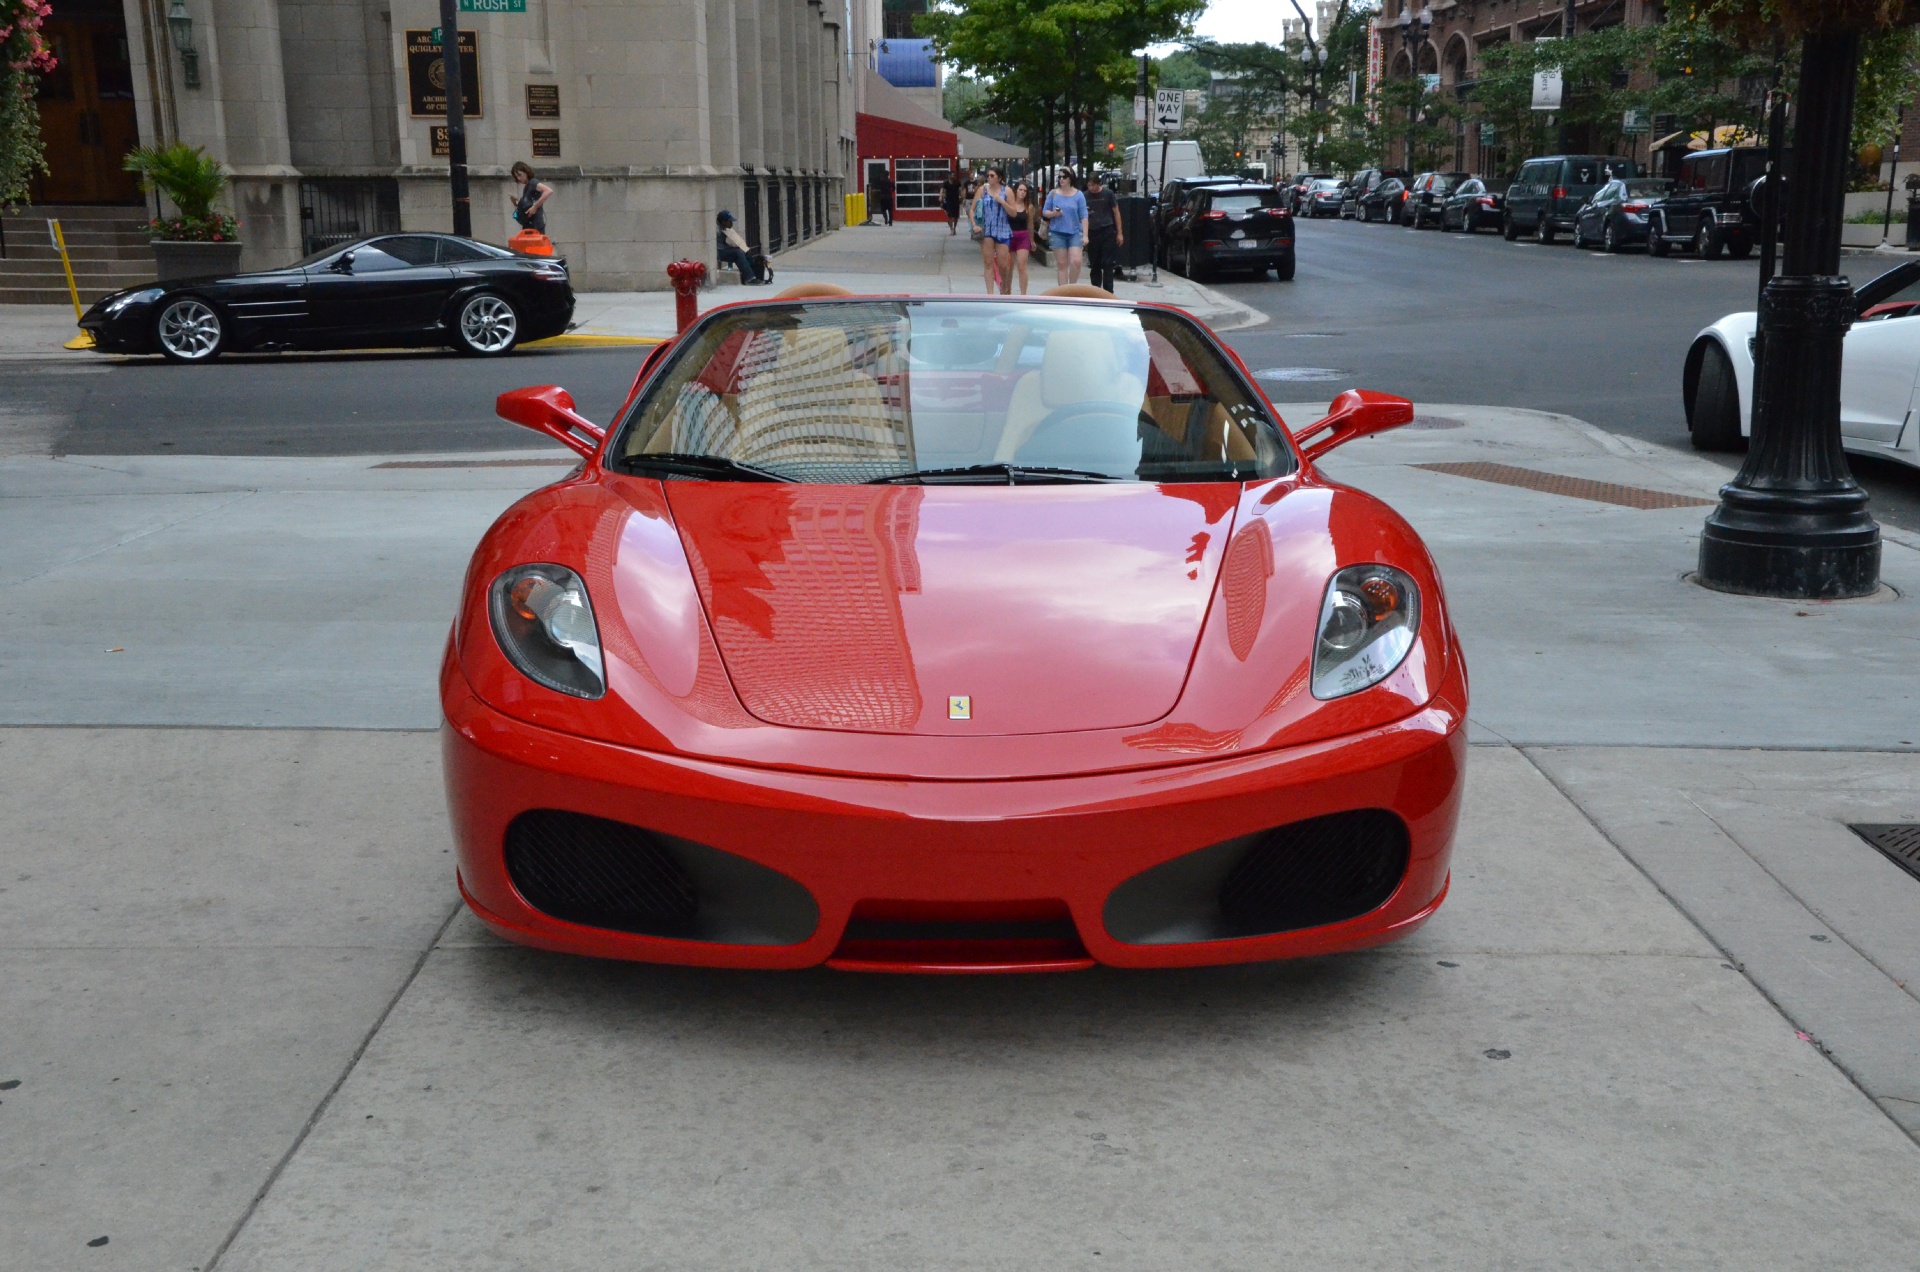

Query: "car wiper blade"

xmin=870 ymin=462 xmax=1118 ymax=485
xmin=624 ymin=452 xmax=793 ymax=482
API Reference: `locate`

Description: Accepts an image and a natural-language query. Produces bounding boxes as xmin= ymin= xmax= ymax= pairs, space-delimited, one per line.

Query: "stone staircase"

xmin=0 ymin=205 xmax=159 ymax=305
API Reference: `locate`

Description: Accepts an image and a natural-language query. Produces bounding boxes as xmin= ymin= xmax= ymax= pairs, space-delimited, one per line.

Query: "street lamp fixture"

xmin=166 ymin=0 xmax=200 ymax=89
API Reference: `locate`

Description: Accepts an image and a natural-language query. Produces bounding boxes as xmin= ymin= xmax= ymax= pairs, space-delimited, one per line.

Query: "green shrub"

xmin=124 ymin=143 xmax=237 ymax=239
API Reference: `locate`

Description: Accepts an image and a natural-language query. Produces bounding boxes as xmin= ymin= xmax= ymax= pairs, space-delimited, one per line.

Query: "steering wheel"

xmin=1014 ymin=401 xmax=1164 ymax=469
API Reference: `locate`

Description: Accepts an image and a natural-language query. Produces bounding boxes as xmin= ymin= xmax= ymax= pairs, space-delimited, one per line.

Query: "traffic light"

xmin=1107 ymin=142 xmax=1115 ymax=153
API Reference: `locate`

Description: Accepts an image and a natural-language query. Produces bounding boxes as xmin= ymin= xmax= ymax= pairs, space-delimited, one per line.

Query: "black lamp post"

xmin=1696 ymin=32 xmax=1880 ymax=598
xmin=1400 ymin=8 xmax=1433 ymax=171
xmin=1298 ymin=44 xmax=1327 ymax=170
xmin=438 ymin=0 xmax=472 ymax=239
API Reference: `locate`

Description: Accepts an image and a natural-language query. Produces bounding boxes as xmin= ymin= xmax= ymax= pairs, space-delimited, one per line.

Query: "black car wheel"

xmin=154 ymin=298 xmax=224 ymax=363
xmin=1461 ymin=211 xmax=1476 ymax=235
xmin=1502 ymin=213 xmax=1519 ymax=241
xmin=1695 ymin=224 xmax=1724 ymax=260
xmin=1275 ymin=255 xmax=1296 ymax=281
xmin=454 ymin=292 xmax=520 ymax=356
xmin=1603 ymin=218 xmax=1621 ymax=253
xmin=1650 ymin=216 xmax=1671 ymax=256
xmin=1536 ymin=216 xmax=1556 ymax=244
xmin=1689 ymin=340 xmax=1744 ymax=451
xmin=1573 ymin=219 xmax=1590 ymax=249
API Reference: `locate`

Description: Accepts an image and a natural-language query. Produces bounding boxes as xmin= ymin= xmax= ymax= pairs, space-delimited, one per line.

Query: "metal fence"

xmin=297 ymin=179 xmax=401 ymax=256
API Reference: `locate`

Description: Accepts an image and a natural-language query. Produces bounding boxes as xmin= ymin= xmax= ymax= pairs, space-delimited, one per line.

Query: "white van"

xmin=1123 ymin=140 xmax=1204 ymax=196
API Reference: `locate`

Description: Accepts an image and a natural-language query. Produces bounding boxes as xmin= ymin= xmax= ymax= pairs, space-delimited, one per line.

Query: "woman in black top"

xmin=1005 ymin=180 xmax=1034 ymax=294
xmin=941 ymin=169 xmax=963 ymax=234
xmin=510 ymin=162 xmax=553 ymax=235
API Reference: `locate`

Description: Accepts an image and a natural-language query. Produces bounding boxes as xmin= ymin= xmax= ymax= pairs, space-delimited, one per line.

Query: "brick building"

xmin=1372 ymin=0 xmax=1668 ymax=174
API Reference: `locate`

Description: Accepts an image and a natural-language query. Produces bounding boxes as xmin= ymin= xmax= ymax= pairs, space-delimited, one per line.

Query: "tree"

xmin=921 ymin=0 xmax=1206 ymax=176
xmin=0 ymin=0 xmax=55 ymax=207
xmin=1187 ymin=42 xmax=1296 ymax=173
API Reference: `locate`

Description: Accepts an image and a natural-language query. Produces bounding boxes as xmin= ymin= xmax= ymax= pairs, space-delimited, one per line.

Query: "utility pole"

xmin=438 ymin=0 xmax=472 ymax=238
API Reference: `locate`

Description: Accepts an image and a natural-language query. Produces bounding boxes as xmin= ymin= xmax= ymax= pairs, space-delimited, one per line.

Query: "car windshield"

xmin=1210 ymin=192 xmax=1280 ymax=212
xmin=614 ymin=300 xmax=1293 ymax=484
xmin=1312 ymin=179 xmax=1342 ymax=191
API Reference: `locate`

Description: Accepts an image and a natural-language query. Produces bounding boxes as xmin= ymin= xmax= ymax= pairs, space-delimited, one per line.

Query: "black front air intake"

xmin=505 ymin=809 xmax=699 ymax=935
xmin=1103 ymin=809 xmax=1411 ymax=945
xmin=1215 ymin=809 xmax=1409 ymax=935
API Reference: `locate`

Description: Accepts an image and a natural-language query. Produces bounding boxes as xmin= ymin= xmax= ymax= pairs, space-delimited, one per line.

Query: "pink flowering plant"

xmin=124 ymin=143 xmax=241 ymax=241
xmin=0 ymin=0 xmax=56 ymax=206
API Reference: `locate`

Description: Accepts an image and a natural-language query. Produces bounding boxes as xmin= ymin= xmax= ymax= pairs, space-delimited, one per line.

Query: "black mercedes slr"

xmin=80 ymin=233 xmax=576 ymax=362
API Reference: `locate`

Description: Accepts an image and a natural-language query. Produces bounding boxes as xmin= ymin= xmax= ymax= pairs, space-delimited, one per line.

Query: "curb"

xmin=521 ymin=333 xmax=665 ymax=349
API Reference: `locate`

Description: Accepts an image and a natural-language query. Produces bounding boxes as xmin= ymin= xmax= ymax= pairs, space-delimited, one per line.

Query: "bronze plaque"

xmin=525 ymin=83 xmax=559 ymax=119
xmin=530 ymin=128 xmax=561 ymax=158
xmin=430 ymin=126 xmax=450 ymax=157
xmin=406 ymin=30 xmax=481 ymax=118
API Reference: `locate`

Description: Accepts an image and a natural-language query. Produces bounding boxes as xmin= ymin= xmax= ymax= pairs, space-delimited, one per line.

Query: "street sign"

xmin=459 ymin=0 xmax=525 ymax=10
xmin=1133 ymin=95 xmax=1148 ymax=125
xmin=1622 ymin=107 xmax=1650 ymax=135
xmin=1153 ymin=89 xmax=1184 ymax=133
xmin=1479 ymin=123 xmax=1496 ymax=146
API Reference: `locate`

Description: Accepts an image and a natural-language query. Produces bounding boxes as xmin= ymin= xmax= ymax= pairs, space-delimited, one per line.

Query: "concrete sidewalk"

xmin=4 ymin=402 xmax=1920 ymax=1267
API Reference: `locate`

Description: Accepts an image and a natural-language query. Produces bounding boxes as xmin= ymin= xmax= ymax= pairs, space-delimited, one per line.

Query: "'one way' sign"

xmin=1154 ymin=89 xmax=1184 ymax=132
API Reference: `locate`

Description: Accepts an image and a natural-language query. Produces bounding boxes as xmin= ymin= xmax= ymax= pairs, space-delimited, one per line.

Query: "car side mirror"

xmin=1291 ymin=389 xmax=1415 ymax=462
xmin=496 ymin=385 xmax=606 ymax=459
xmin=330 ymin=253 xmax=354 ymax=274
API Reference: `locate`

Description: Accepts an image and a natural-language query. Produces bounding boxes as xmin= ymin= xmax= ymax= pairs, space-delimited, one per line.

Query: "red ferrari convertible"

xmin=442 ymin=284 xmax=1466 ymax=972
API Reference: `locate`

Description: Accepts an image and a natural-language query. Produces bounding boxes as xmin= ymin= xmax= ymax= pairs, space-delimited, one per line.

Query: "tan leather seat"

xmin=995 ymin=329 xmax=1146 ymax=461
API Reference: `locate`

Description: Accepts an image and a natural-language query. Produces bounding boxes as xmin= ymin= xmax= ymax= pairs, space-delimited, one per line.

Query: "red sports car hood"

xmin=659 ymin=482 xmax=1240 ymax=736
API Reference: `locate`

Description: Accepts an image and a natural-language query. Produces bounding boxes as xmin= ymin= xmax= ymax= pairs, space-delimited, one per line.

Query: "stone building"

xmin=1372 ymin=0 xmax=1668 ymax=175
xmin=35 ymin=0 xmax=878 ymax=288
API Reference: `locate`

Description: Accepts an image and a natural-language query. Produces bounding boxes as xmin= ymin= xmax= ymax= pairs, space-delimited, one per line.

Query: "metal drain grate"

xmin=1849 ymin=823 xmax=1920 ymax=884
xmin=1413 ymin=462 xmax=1716 ymax=510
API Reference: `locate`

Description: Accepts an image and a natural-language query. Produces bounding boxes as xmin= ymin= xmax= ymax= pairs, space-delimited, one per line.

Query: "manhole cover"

xmin=1256 ymin=367 xmax=1353 ymax=382
xmin=1407 ymin=414 xmax=1465 ymax=430
xmin=1849 ymin=823 xmax=1920 ymax=883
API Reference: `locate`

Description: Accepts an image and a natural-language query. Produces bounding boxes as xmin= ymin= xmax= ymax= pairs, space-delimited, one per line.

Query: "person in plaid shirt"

xmin=974 ymin=167 xmax=1014 ymax=294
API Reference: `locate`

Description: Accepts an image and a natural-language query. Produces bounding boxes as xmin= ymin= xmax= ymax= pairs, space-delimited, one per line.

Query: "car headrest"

xmin=1041 ymin=284 xmax=1115 ymax=299
xmin=1040 ymin=329 xmax=1136 ymax=408
xmin=774 ymin=282 xmax=852 ymax=299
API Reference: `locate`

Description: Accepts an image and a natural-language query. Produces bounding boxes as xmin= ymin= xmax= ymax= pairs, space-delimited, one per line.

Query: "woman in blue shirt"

xmin=1041 ymin=168 xmax=1088 ymax=286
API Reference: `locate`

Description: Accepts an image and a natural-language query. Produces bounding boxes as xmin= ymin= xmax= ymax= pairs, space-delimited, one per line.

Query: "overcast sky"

xmin=1189 ymin=0 xmax=1292 ymax=45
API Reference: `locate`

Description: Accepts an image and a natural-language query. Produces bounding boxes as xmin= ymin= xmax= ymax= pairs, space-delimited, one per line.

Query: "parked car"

xmin=1357 ymin=176 xmax=1411 ymax=223
xmin=1404 ymin=172 xmax=1470 ymax=228
xmin=78 ymin=233 xmax=575 ymax=362
xmin=1502 ymin=155 xmax=1643 ymax=242
xmin=1285 ymin=172 xmax=1332 ymax=213
xmin=1683 ymin=257 xmax=1920 ymax=468
xmin=1341 ymin=168 xmax=1409 ymax=220
xmin=1164 ymin=183 xmax=1296 ymax=281
xmin=1303 ymin=177 xmax=1347 ymax=217
xmin=1572 ymin=178 xmax=1676 ymax=252
xmin=1154 ymin=175 xmax=1246 ymax=265
xmin=454 ymin=287 xmax=1462 ymax=970
xmin=1440 ymin=177 xmax=1507 ymax=233
xmin=1648 ymin=147 xmax=1778 ymax=259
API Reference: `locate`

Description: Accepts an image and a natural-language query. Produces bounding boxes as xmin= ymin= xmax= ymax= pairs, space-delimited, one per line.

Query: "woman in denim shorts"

xmin=1042 ymin=168 xmax=1088 ymax=285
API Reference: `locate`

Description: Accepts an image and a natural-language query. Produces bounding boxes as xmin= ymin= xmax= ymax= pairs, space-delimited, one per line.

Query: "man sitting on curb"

xmin=715 ymin=211 xmax=770 ymax=286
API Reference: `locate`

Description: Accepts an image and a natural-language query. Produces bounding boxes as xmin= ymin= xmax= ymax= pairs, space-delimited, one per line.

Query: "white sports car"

xmin=1684 ymin=259 xmax=1920 ymax=470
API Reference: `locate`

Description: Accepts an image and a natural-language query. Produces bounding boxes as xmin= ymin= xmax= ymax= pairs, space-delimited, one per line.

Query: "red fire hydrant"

xmin=667 ymin=259 xmax=708 ymax=332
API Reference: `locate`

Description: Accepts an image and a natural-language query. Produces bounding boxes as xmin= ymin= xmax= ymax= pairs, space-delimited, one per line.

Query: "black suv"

xmin=1405 ymin=172 xmax=1470 ymax=228
xmin=1502 ymin=155 xmax=1642 ymax=242
xmin=1648 ymin=147 xmax=1779 ymax=260
xmin=1153 ymin=176 xmax=1244 ymax=266
xmin=1164 ymin=184 xmax=1296 ymax=281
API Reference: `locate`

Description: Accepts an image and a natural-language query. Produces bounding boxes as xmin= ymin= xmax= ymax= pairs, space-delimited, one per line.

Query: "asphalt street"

xmin=1210 ymin=215 xmax=1920 ymax=531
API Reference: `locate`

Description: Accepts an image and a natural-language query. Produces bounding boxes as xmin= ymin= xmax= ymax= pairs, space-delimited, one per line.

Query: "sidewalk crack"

xmin=201 ymin=900 xmax=462 ymax=1272
xmin=9 ymin=488 xmax=260 ymax=587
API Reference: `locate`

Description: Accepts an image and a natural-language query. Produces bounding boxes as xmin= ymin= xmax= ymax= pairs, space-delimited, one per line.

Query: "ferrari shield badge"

xmin=948 ymin=695 xmax=972 ymax=720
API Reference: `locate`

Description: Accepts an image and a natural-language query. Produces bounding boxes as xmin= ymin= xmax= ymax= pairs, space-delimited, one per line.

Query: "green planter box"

xmin=151 ymin=239 xmax=245 ymax=281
